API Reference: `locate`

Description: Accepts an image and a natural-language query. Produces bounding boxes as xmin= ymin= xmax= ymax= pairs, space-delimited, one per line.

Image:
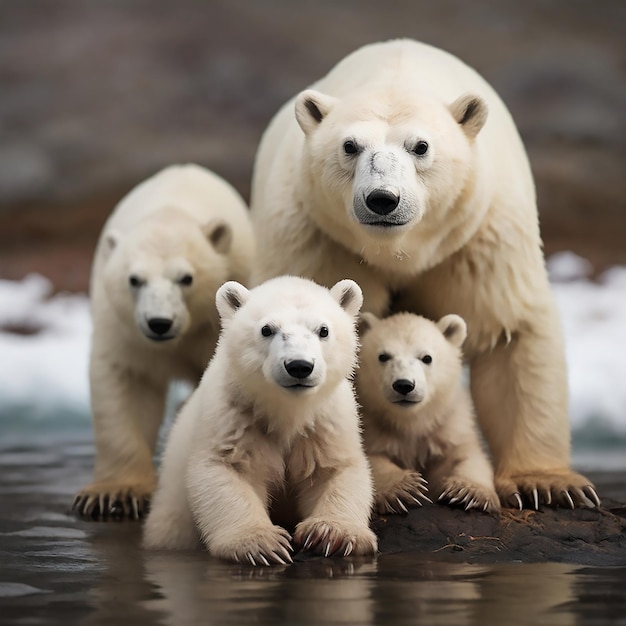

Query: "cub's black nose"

xmin=284 ymin=359 xmax=314 ymax=379
xmin=392 ymin=379 xmax=415 ymax=395
xmin=148 ymin=317 xmax=173 ymax=335
xmin=365 ymin=189 xmax=399 ymax=215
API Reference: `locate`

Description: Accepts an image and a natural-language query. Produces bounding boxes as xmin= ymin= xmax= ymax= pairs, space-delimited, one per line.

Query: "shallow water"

xmin=1 ymin=433 xmax=625 ymax=625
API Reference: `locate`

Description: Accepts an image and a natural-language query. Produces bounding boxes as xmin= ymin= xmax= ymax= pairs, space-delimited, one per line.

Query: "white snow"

xmin=0 ymin=274 xmax=91 ymax=419
xmin=0 ymin=254 xmax=624 ymax=451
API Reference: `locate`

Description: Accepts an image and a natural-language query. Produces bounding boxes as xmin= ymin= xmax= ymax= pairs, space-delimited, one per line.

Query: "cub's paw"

xmin=211 ymin=526 xmax=293 ymax=566
xmin=214 ymin=525 xmax=294 ymax=567
xmin=438 ymin=479 xmax=500 ymax=514
xmin=375 ymin=470 xmax=431 ymax=515
xmin=496 ymin=471 xmax=601 ymax=511
xmin=293 ymin=518 xmax=378 ymax=557
xmin=72 ymin=481 xmax=154 ymax=521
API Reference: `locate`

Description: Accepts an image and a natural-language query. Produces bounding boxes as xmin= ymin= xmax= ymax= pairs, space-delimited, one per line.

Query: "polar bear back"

xmin=105 ymin=163 xmax=249 ymax=231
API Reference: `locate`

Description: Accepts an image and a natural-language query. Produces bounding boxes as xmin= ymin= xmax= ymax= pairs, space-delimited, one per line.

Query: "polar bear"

xmin=73 ymin=164 xmax=255 ymax=521
xmin=356 ymin=311 xmax=499 ymax=515
xmin=143 ymin=276 xmax=377 ymax=564
xmin=250 ymin=38 xmax=600 ymax=510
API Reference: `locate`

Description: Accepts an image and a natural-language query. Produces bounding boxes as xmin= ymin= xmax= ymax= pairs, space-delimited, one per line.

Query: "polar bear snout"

xmin=284 ymin=359 xmax=315 ymax=380
xmin=147 ymin=317 xmax=174 ymax=338
xmin=390 ymin=378 xmax=424 ymax=406
xmin=392 ymin=378 xmax=415 ymax=395
xmin=280 ymin=357 xmax=320 ymax=390
xmin=365 ymin=189 xmax=400 ymax=216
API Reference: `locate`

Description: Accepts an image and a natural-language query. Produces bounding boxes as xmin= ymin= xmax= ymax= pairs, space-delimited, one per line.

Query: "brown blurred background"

xmin=1 ymin=0 xmax=624 ymax=293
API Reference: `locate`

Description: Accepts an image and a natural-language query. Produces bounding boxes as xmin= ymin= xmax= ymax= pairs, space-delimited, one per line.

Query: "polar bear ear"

xmin=330 ymin=279 xmax=363 ymax=318
xmin=295 ymin=89 xmax=339 ymax=136
xmin=102 ymin=231 xmax=119 ymax=261
xmin=358 ymin=312 xmax=380 ymax=336
xmin=216 ymin=281 xmax=249 ymax=321
xmin=437 ymin=314 xmax=467 ymax=348
xmin=449 ymin=94 xmax=488 ymax=140
xmin=202 ymin=219 xmax=232 ymax=255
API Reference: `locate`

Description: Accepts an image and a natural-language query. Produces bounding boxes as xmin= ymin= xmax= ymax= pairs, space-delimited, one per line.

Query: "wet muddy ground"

xmin=1 ymin=432 xmax=625 ymax=625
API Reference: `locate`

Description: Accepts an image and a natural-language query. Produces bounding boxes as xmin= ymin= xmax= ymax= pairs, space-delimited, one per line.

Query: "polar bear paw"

xmin=293 ymin=518 xmax=378 ymax=557
xmin=438 ymin=478 xmax=500 ymax=514
xmin=374 ymin=470 xmax=431 ymax=515
xmin=72 ymin=481 xmax=154 ymax=521
xmin=496 ymin=471 xmax=601 ymax=511
xmin=214 ymin=525 xmax=294 ymax=566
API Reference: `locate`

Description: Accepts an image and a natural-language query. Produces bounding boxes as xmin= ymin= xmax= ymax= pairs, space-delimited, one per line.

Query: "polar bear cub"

xmin=143 ymin=276 xmax=377 ymax=564
xmin=73 ymin=164 xmax=254 ymax=521
xmin=356 ymin=312 xmax=499 ymax=515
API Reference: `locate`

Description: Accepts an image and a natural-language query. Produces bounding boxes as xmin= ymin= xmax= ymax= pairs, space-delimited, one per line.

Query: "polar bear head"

xmin=294 ymin=87 xmax=487 ymax=252
xmin=215 ymin=276 xmax=363 ymax=405
xmin=356 ymin=311 xmax=467 ymax=426
xmin=101 ymin=210 xmax=233 ymax=343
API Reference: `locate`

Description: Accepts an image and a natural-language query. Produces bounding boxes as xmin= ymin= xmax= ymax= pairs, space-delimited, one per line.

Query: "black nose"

xmin=365 ymin=189 xmax=399 ymax=215
xmin=148 ymin=317 xmax=173 ymax=335
xmin=392 ymin=379 xmax=415 ymax=395
xmin=284 ymin=359 xmax=314 ymax=379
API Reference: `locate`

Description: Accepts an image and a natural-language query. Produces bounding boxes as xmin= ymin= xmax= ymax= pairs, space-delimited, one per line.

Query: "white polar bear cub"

xmin=356 ymin=312 xmax=500 ymax=515
xmin=74 ymin=164 xmax=254 ymax=521
xmin=143 ymin=276 xmax=377 ymax=564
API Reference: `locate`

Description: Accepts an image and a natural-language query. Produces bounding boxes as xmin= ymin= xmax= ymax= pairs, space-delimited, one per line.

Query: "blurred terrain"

xmin=0 ymin=0 xmax=624 ymax=293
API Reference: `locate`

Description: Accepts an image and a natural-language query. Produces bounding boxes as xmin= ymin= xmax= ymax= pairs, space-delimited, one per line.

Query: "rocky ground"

xmin=0 ymin=0 xmax=624 ymax=292
xmin=374 ymin=481 xmax=626 ymax=566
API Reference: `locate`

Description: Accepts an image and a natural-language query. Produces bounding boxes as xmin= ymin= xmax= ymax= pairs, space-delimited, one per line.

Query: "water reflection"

xmin=2 ymin=439 xmax=623 ymax=626
xmin=135 ymin=550 xmax=593 ymax=626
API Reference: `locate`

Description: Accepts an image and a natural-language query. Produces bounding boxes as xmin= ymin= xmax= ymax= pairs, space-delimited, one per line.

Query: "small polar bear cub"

xmin=143 ymin=276 xmax=377 ymax=565
xmin=356 ymin=312 xmax=499 ymax=515
xmin=73 ymin=164 xmax=254 ymax=521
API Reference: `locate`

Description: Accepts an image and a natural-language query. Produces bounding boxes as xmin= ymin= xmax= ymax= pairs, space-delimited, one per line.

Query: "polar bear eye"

xmin=129 ymin=275 xmax=144 ymax=288
xmin=261 ymin=324 xmax=274 ymax=338
xmin=378 ymin=353 xmax=391 ymax=363
xmin=412 ymin=141 xmax=429 ymax=156
xmin=421 ymin=354 xmax=433 ymax=364
xmin=343 ymin=140 xmax=359 ymax=155
xmin=178 ymin=274 xmax=193 ymax=286
xmin=319 ymin=325 xmax=329 ymax=338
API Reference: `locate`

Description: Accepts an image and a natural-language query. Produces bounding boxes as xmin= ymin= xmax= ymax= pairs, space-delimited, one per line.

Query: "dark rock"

xmin=373 ymin=499 xmax=626 ymax=566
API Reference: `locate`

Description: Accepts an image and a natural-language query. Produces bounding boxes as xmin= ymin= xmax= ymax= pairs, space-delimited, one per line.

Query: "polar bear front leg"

xmin=470 ymin=322 xmax=600 ymax=510
xmin=186 ymin=460 xmax=293 ymax=566
xmin=294 ymin=456 xmax=378 ymax=557
xmin=368 ymin=453 xmax=430 ymax=515
xmin=73 ymin=360 xmax=166 ymax=520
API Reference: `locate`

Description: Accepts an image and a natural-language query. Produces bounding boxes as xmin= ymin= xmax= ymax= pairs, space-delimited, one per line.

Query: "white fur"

xmin=75 ymin=164 xmax=255 ymax=519
xmin=143 ymin=276 xmax=377 ymax=563
xmin=251 ymin=39 xmax=596 ymax=509
xmin=357 ymin=312 xmax=499 ymax=514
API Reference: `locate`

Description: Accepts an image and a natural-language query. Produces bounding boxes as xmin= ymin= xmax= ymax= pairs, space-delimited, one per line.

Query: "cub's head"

xmin=356 ymin=312 xmax=466 ymax=422
xmin=215 ymin=276 xmax=362 ymax=402
xmin=101 ymin=211 xmax=233 ymax=343
xmin=294 ymin=87 xmax=487 ymax=251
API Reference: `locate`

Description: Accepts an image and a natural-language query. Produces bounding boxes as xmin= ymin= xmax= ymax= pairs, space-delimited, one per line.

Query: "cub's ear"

xmin=330 ymin=279 xmax=363 ymax=318
xmin=202 ymin=218 xmax=232 ymax=255
xmin=449 ymin=94 xmax=488 ymax=140
xmin=216 ymin=281 xmax=249 ymax=321
xmin=437 ymin=314 xmax=467 ymax=348
xmin=358 ymin=312 xmax=380 ymax=336
xmin=102 ymin=231 xmax=119 ymax=261
xmin=295 ymin=89 xmax=339 ymax=136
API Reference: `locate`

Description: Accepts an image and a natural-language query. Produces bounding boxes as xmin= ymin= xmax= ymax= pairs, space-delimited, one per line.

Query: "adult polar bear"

xmin=250 ymin=39 xmax=599 ymax=510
